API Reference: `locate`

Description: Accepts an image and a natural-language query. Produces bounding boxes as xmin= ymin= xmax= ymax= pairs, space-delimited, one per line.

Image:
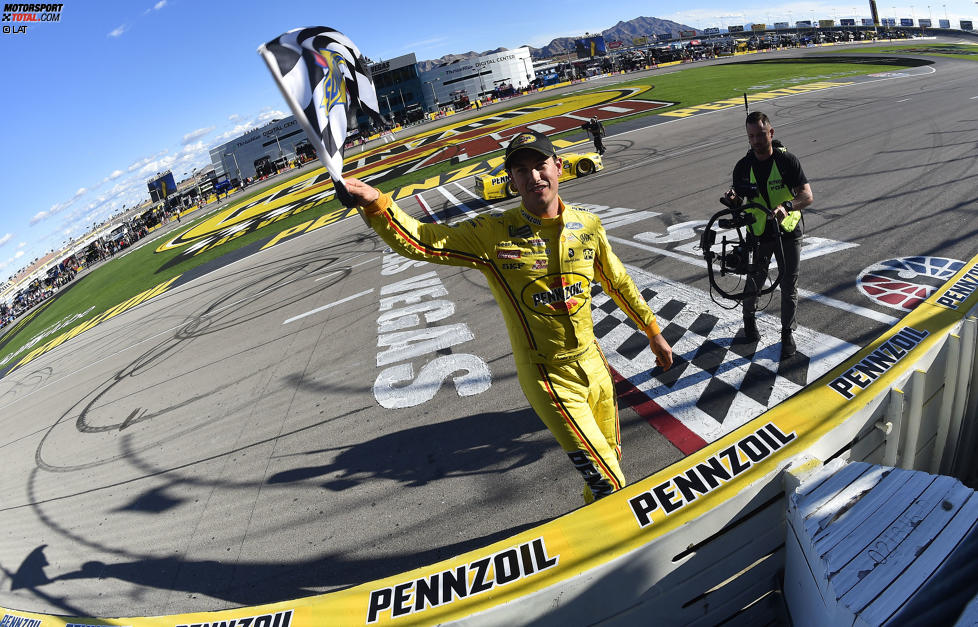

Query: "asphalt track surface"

xmin=2 ymin=41 xmax=977 ymax=618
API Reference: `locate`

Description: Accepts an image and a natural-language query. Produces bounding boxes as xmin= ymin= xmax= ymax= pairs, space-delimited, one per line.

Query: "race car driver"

xmin=344 ymin=130 xmax=673 ymax=503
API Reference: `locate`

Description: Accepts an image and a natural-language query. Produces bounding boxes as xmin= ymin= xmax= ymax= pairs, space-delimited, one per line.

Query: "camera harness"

xmin=700 ymin=199 xmax=785 ymax=310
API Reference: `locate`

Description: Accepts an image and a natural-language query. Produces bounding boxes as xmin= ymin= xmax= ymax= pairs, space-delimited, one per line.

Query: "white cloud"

xmin=212 ymin=109 xmax=290 ymax=143
xmin=14 ymin=251 xmax=23 ymax=259
xmin=154 ymin=0 xmax=166 ymax=9
xmin=0 ymin=234 xmax=11 ymax=247
xmin=18 ymin=242 xmax=25 ymax=249
xmin=128 ymin=157 xmax=153 ymax=172
xmin=214 ymin=123 xmax=256 ymax=142
xmin=30 ymin=185 xmax=90 ymax=226
xmin=138 ymin=154 xmax=178 ymax=176
xmin=127 ymin=151 xmax=167 ymax=172
xmin=180 ymin=140 xmax=206 ymax=155
xmin=108 ymin=24 xmax=127 ymax=37
xmin=257 ymin=109 xmax=287 ymax=123
xmin=182 ymin=126 xmax=214 ymax=144
xmin=107 ymin=169 xmax=123 ymax=180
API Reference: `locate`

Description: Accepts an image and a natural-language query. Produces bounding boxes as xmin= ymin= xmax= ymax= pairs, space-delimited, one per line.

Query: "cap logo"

xmin=512 ymin=133 xmax=537 ymax=147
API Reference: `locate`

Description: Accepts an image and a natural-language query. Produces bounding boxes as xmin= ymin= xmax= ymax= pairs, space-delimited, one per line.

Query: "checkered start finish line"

xmin=594 ymin=266 xmax=859 ymax=447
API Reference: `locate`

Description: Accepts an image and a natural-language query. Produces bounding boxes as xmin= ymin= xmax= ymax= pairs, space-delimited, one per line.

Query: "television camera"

xmin=699 ymin=181 xmax=784 ymax=303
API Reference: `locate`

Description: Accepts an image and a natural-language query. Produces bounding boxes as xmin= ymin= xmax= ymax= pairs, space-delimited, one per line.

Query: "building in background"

xmin=419 ymin=47 xmax=534 ymax=112
xmin=209 ymin=116 xmax=305 ymax=183
xmin=365 ymin=53 xmax=424 ymax=126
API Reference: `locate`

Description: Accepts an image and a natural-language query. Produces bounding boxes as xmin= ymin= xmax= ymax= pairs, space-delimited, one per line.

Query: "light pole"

xmin=476 ymin=63 xmax=486 ymax=98
xmin=190 ymin=167 xmax=201 ymax=205
xmin=424 ymin=79 xmax=438 ymax=111
xmin=218 ymin=154 xmax=229 ymax=187
xmin=224 ymin=152 xmax=240 ymax=184
xmin=272 ymin=133 xmax=284 ymax=158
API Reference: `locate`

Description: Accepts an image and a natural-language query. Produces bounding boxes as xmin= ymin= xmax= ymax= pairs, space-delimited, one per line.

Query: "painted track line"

xmin=451 ymin=180 xmax=482 ymax=200
xmin=415 ymin=193 xmax=438 ymax=223
xmin=282 ymin=289 xmax=375 ymax=325
xmin=613 ymin=370 xmax=707 ymax=455
xmin=435 ymin=185 xmax=479 ymax=219
xmin=608 ymin=235 xmax=900 ymax=325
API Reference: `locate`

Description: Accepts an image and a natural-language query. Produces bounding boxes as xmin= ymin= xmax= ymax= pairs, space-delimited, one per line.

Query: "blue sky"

xmin=1 ymin=0 xmax=976 ymax=281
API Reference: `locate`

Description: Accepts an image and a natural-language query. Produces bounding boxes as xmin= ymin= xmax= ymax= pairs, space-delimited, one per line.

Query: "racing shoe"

xmin=781 ymin=330 xmax=796 ymax=358
xmin=743 ymin=318 xmax=760 ymax=342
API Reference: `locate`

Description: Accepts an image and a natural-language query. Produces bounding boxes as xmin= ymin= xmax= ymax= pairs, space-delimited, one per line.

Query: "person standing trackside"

xmin=721 ymin=111 xmax=813 ymax=357
xmin=344 ymin=130 xmax=672 ymax=504
xmin=582 ymin=116 xmax=606 ymax=155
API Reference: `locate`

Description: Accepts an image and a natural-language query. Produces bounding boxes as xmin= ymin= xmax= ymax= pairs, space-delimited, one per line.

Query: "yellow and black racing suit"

xmin=362 ymin=192 xmax=662 ymax=502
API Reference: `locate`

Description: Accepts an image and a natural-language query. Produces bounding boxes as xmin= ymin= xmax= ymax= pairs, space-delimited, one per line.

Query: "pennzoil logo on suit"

xmin=523 ymin=274 xmax=589 ymax=315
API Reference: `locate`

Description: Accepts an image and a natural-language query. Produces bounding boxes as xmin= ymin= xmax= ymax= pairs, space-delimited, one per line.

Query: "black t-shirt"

xmin=732 ymin=149 xmax=807 ymax=209
xmin=583 ymin=120 xmax=604 ymax=136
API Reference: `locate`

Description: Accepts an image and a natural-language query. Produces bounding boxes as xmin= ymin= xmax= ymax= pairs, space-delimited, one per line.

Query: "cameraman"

xmin=721 ymin=112 xmax=813 ymax=357
xmin=581 ymin=116 xmax=606 ymax=155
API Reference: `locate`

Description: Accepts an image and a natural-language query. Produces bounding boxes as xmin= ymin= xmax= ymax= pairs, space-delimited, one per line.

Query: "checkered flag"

xmin=258 ymin=27 xmax=382 ymax=209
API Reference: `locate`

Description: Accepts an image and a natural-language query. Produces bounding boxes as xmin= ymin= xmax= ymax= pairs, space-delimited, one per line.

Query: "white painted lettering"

xmin=373 ymin=355 xmax=491 ymax=408
xmin=381 ymin=253 xmax=428 ymax=276
xmin=376 ymin=324 xmax=474 ymax=366
xmin=377 ymin=300 xmax=455 ymax=333
xmin=373 ymin=271 xmax=491 ymax=408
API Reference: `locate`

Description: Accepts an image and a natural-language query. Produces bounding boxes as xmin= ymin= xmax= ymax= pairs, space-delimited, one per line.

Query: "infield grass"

xmin=821 ymin=43 xmax=978 ymax=60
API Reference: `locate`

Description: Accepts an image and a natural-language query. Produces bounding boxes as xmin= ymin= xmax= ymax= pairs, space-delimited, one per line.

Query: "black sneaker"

xmin=743 ymin=319 xmax=760 ymax=342
xmin=781 ymin=331 xmax=796 ymax=357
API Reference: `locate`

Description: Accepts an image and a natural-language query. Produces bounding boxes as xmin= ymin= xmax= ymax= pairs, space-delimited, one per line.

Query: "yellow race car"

xmin=475 ymin=151 xmax=604 ymax=200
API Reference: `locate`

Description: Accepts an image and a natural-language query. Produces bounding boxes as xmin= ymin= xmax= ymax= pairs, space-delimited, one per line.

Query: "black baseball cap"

xmin=504 ymin=130 xmax=556 ymax=169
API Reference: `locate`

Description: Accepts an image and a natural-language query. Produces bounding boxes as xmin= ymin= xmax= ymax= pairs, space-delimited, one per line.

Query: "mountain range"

xmin=416 ymin=16 xmax=697 ymax=71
